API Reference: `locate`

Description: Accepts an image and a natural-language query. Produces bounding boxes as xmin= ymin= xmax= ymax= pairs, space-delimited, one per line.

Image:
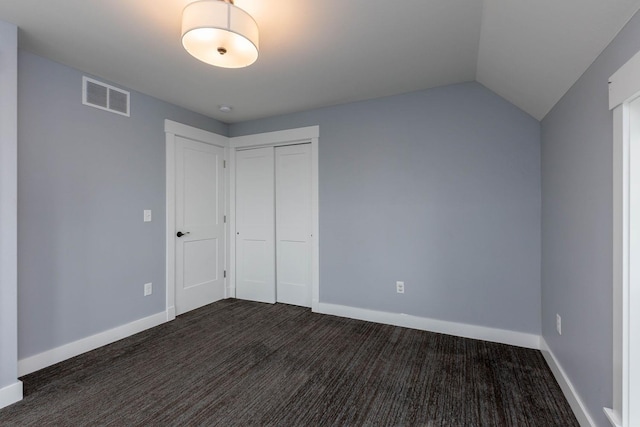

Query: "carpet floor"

xmin=0 ymin=299 xmax=578 ymax=426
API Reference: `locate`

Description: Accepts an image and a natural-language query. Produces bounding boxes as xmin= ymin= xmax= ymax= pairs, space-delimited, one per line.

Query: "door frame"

xmin=608 ymin=50 xmax=640 ymax=427
xmin=165 ymin=120 xmax=230 ymax=320
xmin=229 ymin=126 xmax=320 ymax=311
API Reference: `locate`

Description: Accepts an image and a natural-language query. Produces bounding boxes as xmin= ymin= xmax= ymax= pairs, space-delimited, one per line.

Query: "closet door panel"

xmin=275 ymin=144 xmax=312 ymax=307
xmin=235 ymin=147 xmax=276 ymax=303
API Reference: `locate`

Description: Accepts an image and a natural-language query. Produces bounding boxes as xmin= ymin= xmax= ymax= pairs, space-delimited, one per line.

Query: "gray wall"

xmin=18 ymin=52 xmax=227 ymax=358
xmin=231 ymin=82 xmax=542 ymax=334
xmin=541 ymin=11 xmax=640 ymax=427
xmin=0 ymin=20 xmax=18 ymax=392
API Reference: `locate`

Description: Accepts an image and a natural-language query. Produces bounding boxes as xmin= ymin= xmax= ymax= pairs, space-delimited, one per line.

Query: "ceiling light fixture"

xmin=181 ymin=0 xmax=259 ymax=69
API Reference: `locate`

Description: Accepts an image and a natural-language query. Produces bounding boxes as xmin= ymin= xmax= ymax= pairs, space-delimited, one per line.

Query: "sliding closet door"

xmin=275 ymin=144 xmax=312 ymax=307
xmin=235 ymin=147 xmax=276 ymax=303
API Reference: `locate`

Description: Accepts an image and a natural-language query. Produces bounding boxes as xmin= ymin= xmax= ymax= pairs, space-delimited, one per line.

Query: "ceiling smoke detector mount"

xmin=181 ymin=0 xmax=259 ymax=69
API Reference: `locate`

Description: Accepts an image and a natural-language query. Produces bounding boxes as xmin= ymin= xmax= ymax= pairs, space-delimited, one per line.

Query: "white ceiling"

xmin=1 ymin=0 xmax=639 ymax=123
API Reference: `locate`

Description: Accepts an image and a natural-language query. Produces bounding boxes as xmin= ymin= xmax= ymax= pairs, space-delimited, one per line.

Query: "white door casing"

xmin=174 ymin=137 xmax=225 ymax=315
xmin=275 ymin=144 xmax=312 ymax=307
xmin=165 ymin=120 xmax=229 ymax=320
xmin=608 ymin=49 xmax=640 ymax=427
xmin=235 ymin=147 xmax=276 ymax=303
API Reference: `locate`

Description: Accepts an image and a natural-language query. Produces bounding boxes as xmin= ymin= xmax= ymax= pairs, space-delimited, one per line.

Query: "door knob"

xmin=176 ymin=231 xmax=190 ymax=237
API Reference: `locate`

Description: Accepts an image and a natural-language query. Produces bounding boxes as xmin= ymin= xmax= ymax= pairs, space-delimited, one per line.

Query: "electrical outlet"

xmin=144 ymin=282 xmax=152 ymax=296
xmin=396 ymin=281 xmax=405 ymax=294
xmin=556 ymin=314 xmax=562 ymax=335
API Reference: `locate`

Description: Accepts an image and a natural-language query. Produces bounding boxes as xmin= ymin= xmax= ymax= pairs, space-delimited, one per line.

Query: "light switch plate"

xmin=144 ymin=210 xmax=152 ymax=222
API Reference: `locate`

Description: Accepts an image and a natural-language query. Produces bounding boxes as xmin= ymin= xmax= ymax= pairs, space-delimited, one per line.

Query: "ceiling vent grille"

xmin=82 ymin=76 xmax=130 ymax=117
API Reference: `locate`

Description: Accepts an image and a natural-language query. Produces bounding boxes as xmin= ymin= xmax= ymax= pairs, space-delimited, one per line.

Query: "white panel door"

xmin=275 ymin=144 xmax=312 ymax=307
xmin=235 ymin=147 xmax=276 ymax=303
xmin=175 ymin=136 xmax=225 ymax=315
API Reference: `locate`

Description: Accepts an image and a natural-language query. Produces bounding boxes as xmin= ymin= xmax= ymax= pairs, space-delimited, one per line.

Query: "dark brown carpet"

xmin=0 ymin=299 xmax=578 ymax=426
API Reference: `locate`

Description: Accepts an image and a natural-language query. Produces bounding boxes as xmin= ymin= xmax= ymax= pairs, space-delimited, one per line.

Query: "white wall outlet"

xmin=556 ymin=314 xmax=562 ymax=335
xmin=144 ymin=282 xmax=152 ymax=296
xmin=143 ymin=210 xmax=152 ymax=222
xmin=396 ymin=281 xmax=405 ymax=294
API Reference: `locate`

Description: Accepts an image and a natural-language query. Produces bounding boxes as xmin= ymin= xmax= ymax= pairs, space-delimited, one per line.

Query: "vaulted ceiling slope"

xmin=1 ymin=0 xmax=639 ymax=122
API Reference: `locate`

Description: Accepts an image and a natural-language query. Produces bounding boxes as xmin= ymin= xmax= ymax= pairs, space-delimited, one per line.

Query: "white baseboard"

xmin=604 ymin=407 xmax=622 ymax=427
xmin=0 ymin=381 xmax=23 ymax=409
xmin=166 ymin=306 xmax=176 ymax=321
xmin=19 ymin=311 xmax=168 ymax=376
xmin=315 ymin=302 xmax=541 ymax=349
xmin=227 ymin=286 xmax=236 ymax=299
xmin=540 ymin=338 xmax=596 ymax=427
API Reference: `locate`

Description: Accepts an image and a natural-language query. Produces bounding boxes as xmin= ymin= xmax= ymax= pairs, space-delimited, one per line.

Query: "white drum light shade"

xmin=182 ymin=0 xmax=259 ymax=68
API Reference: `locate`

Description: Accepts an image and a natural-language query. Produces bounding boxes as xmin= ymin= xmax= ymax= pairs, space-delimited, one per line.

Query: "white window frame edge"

xmin=607 ymin=49 xmax=640 ymax=427
xmin=0 ymin=22 xmax=23 ymax=409
xmin=164 ymin=119 xmax=230 ymax=321
xmin=229 ymin=126 xmax=320 ymax=311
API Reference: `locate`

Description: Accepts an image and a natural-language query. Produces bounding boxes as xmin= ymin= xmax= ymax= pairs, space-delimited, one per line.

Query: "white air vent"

xmin=82 ymin=76 xmax=130 ymax=117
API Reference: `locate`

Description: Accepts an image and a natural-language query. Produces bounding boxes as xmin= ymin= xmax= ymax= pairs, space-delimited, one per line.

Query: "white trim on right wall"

xmin=607 ymin=48 xmax=640 ymax=427
xmin=0 ymin=21 xmax=21 ymax=411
